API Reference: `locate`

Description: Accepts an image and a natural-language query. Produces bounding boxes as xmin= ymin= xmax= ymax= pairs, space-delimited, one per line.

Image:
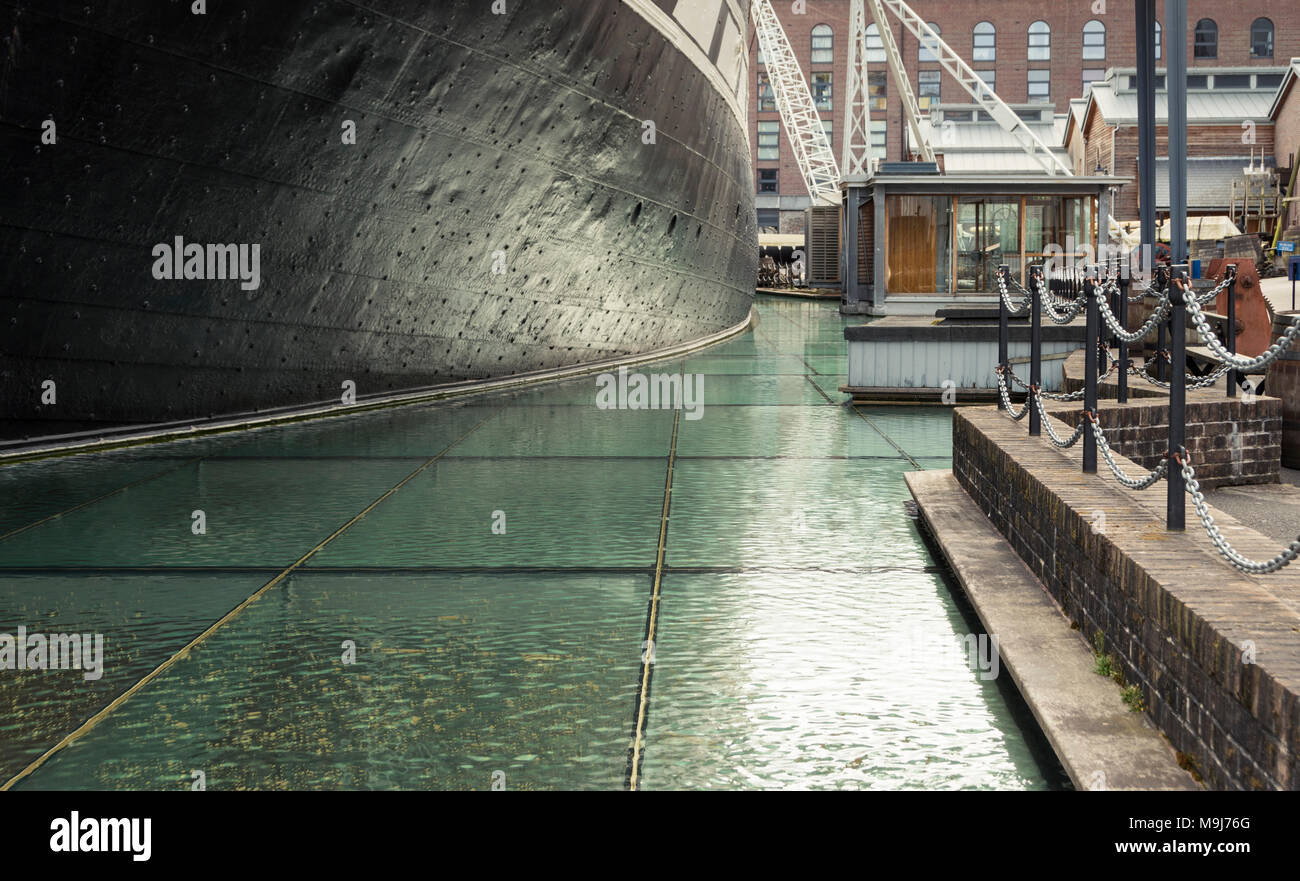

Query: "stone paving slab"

xmin=1206 ymin=481 xmax=1300 ymax=547
xmin=907 ymin=470 xmax=1200 ymax=791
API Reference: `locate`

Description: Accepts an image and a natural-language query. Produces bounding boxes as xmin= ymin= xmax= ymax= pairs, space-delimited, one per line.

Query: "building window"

xmin=1154 ymin=21 xmax=1162 ymax=60
xmin=973 ymin=21 xmax=996 ymax=63
xmin=867 ymin=70 xmax=887 ymax=112
xmin=1213 ymin=74 xmax=1251 ymax=89
xmin=1027 ymin=21 xmax=1050 ymax=62
xmin=866 ymin=23 xmax=885 ymax=63
xmin=956 ymin=197 xmax=1021 ymax=293
xmin=758 ymin=73 xmax=775 ymax=112
xmin=918 ymin=70 xmax=941 ymax=109
xmin=811 ymin=24 xmax=833 ymax=64
xmin=919 ymin=23 xmax=941 ymax=63
xmin=885 ymin=196 xmax=953 ymax=294
xmin=1082 ymin=20 xmax=1105 ymax=60
xmin=1027 ymin=69 xmax=1051 ymax=103
xmin=1251 ymin=18 xmax=1274 ymax=58
xmin=975 ymin=70 xmax=995 ymax=97
xmin=758 ymin=168 xmax=778 ymax=194
xmin=1082 ymin=69 xmax=1105 ymax=93
xmin=1194 ymin=19 xmax=1217 ymax=59
xmin=757 ymin=121 xmax=779 ymax=160
xmin=757 ymin=209 xmax=780 ymax=231
xmin=870 ymin=120 xmax=886 ymax=160
xmin=812 ymin=72 xmax=833 ymax=111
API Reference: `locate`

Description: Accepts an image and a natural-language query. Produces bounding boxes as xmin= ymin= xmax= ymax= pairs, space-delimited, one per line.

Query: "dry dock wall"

xmin=954 ymin=406 xmax=1300 ymax=790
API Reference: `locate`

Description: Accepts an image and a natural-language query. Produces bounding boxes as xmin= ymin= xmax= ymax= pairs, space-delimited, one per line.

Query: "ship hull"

xmin=0 ymin=0 xmax=756 ymax=438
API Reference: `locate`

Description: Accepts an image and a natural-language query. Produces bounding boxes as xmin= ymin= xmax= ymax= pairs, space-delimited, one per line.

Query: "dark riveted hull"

xmin=0 ymin=0 xmax=756 ymax=438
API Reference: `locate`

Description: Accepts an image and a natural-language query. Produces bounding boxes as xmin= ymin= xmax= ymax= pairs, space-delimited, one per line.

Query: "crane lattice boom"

xmin=878 ymin=0 xmax=1072 ymax=176
xmin=751 ymin=0 xmax=841 ymax=205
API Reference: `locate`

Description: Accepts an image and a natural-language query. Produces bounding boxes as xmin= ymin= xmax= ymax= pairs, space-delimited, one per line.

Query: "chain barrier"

xmin=1181 ymin=450 xmax=1300 ymax=574
xmin=994 ymin=368 xmax=1030 ymax=420
xmin=1096 ymin=289 xmax=1170 ymax=343
xmin=1043 ymin=296 xmax=1086 ymax=325
xmin=1036 ymin=275 xmax=1088 ymax=324
xmin=1128 ymin=283 xmax=1159 ymax=302
xmin=1186 ymin=295 xmax=1300 ymax=373
xmin=1004 ymin=354 xmax=1118 ymax=401
xmin=1196 ymin=277 xmax=1230 ymax=305
xmin=990 ymin=263 xmax=1300 ymax=575
xmin=1031 ymin=392 xmax=1085 ymax=448
xmin=995 ymin=273 xmax=1030 ymax=317
xmin=1090 ymin=417 xmax=1169 ymax=490
xmin=1131 ymin=359 xmax=1231 ymax=391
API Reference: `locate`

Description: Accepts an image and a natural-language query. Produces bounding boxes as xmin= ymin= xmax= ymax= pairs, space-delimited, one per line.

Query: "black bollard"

xmin=1167 ymin=273 xmax=1187 ymax=531
xmin=1117 ymin=272 xmax=1129 ymax=404
xmin=1156 ymin=313 xmax=1167 ymax=382
xmin=1030 ymin=265 xmax=1043 ymax=437
xmin=1083 ymin=276 xmax=1098 ymax=474
xmin=998 ymin=264 xmax=1009 ymax=411
xmin=1225 ymin=263 xmax=1237 ymax=398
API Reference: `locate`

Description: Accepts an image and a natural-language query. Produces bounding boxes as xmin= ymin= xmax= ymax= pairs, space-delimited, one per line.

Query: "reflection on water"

xmin=1 ymin=296 xmax=1066 ymax=790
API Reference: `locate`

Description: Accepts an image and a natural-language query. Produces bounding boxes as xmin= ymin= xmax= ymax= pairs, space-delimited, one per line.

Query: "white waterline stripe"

xmin=0 ymin=308 xmax=756 ymax=465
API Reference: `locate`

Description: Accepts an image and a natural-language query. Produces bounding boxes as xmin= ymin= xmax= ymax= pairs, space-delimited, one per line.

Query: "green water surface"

xmin=0 ymin=296 xmax=1066 ymax=790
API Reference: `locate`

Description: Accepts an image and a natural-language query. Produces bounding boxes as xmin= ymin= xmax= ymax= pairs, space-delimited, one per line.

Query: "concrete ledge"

xmin=906 ymin=470 xmax=1200 ymax=792
xmin=838 ymin=386 xmax=998 ymax=404
xmin=846 ymin=316 xmax=1086 ymax=343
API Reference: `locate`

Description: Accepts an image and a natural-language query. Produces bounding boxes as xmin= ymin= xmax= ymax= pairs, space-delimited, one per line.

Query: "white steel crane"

xmin=750 ymin=0 xmax=841 ymax=205
xmin=750 ymin=0 xmax=1071 ymax=209
xmin=840 ymin=0 xmax=874 ymax=178
xmin=877 ymin=0 xmax=1072 ymax=176
xmin=863 ymin=0 xmax=935 ymax=166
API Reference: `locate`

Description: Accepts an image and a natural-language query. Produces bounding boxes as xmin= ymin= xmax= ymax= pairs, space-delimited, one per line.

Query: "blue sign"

xmin=1290 ymin=255 xmax=1300 ymax=282
xmin=1279 ymin=241 xmax=1296 ymax=253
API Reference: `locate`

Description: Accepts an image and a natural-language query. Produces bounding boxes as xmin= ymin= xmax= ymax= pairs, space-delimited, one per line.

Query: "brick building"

xmin=752 ymin=1 xmax=1300 ymax=232
xmin=1074 ymin=68 xmax=1279 ymax=226
xmin=1270 ymin=59 xmax=1300 ymax=234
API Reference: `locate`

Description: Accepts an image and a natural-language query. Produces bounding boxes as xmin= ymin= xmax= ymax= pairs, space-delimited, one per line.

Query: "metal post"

xmin=1030 ymin=265 xmax=1042 ymax=437
xmin=1225 ymin=263 xmax=1238 ymax=397
xmin=1117 ymin=273 xmax=1129 ymax=404
xmin=1083 ymin=276 xmax=1098 ymax=474
xmin=1136 ymin=0 xmax=1157 ymax=292
xmin=1157 ymin=313 xmax=1167 ymax=382
xmin=998 ymin=264 xmax=1009 ymax=411
xmin=841 ymin=187 xmax=861 ymax=305
xmin=1151 ymin=264 xmax=1167 ymax=382
xmin=1167 ymin=273 xmax=1187 ymax=531
xmin=1167 ymin=0 xmax=1189 ymax=267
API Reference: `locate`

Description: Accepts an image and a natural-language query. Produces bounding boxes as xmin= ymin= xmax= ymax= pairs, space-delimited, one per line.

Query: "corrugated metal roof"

xmin=922 ymin=116 xmax=1070 ymax=174
xmin=923 ymin=119 xmax=1065 ymax=149
xmin=942 ymin=151 xmax=1070 ymax=173
xmin=1153 ymin=158 xmax=1260 ymax=210
xmin=1268 ymin=58 xmax=1300 ymax=119
xmin=1069 ymin=98 xmax=1089 ymax=130
xmin=1089 ymin=83 xmax=1275 ymax=124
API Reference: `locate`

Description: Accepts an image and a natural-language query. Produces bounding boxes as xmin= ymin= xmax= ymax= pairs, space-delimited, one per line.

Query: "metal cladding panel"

xmin=806 ymin=206 xmax=840 ymax=284
xmin=848 ymin=339 xmax=1079 ymax=389
xmin=0 ymin=0 xmax=756 ymax=436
